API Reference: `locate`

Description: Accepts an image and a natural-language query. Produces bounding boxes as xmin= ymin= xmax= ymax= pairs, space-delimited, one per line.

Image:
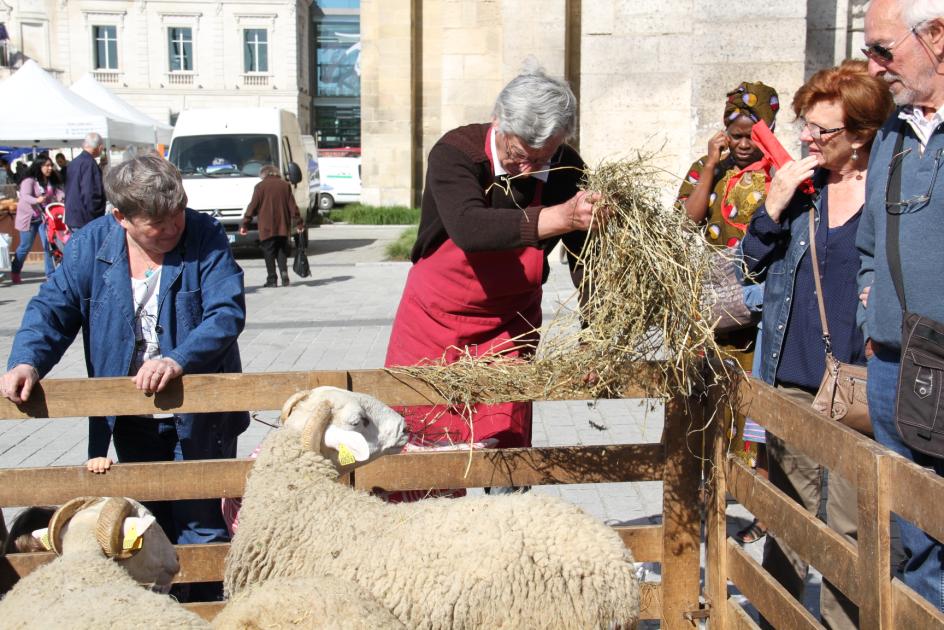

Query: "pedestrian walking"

xmin=239 ymin=164 xmax=304 ymax=288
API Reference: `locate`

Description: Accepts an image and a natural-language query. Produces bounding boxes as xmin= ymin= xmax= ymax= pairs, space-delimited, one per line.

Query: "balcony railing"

xmin=166 ymin=72 xmax=194 ymax=86
xmin=241 ymin=73 xmax=270 ymax=87
xmin=92 ymin=70 xmax=120 ymax=84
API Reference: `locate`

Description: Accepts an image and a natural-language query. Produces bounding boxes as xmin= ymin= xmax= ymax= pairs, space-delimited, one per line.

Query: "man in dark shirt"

xmin=64 ymin=133 xmax=105 ymax=231
xmin=55 ymin=152 xmax=69 ymax=183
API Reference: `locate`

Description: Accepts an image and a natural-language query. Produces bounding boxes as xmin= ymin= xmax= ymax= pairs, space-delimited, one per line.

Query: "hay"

xmin=388 ymin=155 xmax=736 ymax=419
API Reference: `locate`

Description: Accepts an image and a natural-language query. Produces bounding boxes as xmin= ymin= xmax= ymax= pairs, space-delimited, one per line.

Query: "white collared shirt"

xmin=489 ymin=128 xmax=550 ymax=182
xmin=898 ymin=105 xmax=944 ymax=151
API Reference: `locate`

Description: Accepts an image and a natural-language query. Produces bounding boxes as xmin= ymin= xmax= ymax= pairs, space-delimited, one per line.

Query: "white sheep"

xmin=211 ymin=575 xmax=406 ymax=629
xmin=225 ymin=386 xmax=640 ymax=629
xmin=0 ymin=496 xmax=209 ymax=629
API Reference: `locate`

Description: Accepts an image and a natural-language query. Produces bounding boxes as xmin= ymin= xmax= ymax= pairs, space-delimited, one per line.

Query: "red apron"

xmin=385 ymin=128 xmax=545 ymax=453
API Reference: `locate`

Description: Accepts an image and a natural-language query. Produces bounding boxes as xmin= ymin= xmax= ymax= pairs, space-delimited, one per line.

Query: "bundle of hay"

xmin=390 ymin=157 xmax=729 ymax=411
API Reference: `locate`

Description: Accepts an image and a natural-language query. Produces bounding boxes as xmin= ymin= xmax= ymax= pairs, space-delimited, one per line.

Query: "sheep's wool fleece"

xmin=225 ymin=429 xmax=640 ymax=629
xmin=211 ymin=576 xmax=405 ymax=629
xmin=0 ymin=549 xmax=209 ymax=629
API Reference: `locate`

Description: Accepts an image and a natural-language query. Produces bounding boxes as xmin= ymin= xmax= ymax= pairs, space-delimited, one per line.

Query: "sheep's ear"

xmin=324 ymin=425 xmax=371 ymax=463
xmin=31 ymin=527 xmax=53 ymax=551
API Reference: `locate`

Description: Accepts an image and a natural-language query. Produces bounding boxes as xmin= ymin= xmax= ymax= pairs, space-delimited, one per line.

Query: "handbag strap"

xmin=885 ymin=124 xmax=908 ymax=312
xmin=808 ymin=200 xmax=834 ymax=356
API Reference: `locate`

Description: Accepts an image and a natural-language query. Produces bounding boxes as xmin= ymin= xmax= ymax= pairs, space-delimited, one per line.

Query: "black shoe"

xmin=281 ymin=278 xmax=290 ymax=287
xmin=263 ymin=280 xmax=278 ymax=288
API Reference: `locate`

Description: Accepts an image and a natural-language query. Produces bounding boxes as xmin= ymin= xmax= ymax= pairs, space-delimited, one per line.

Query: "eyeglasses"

xmin=861 ymin=24 xmax=921 ymax=63
xmin=501 ymin=134 xmax=559 ymax=167
xmin=885 ymin=147 xmax=944 ymax=215
xmin=797 ymin=119 xmax=846 ymax=141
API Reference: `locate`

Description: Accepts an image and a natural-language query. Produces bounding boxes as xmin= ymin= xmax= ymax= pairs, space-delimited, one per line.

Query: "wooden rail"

xmin=0 ymin=367 xmax=690 ymax=627
xmin=705 ymin=377 xmax=944 ymax=629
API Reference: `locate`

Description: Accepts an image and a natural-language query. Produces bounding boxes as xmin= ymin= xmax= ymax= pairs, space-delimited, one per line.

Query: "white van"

xmin=168 ymin=108 xmax=311 ymax=246
xmin=317 ymin=156 xmax=361 ymax=211
xmin=301 ymin=134 xmax=322 ymax=211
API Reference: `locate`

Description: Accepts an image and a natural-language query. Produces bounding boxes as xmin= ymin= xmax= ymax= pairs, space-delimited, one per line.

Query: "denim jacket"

xmin=7 ymin=209 xmax=250 ymax=457
xmin=741 ymin=171 xmax=827 ymax=386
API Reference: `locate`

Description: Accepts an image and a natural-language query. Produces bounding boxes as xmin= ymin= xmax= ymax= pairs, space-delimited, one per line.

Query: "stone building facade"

xmin=359 ymin=0 xmax=870 ymax=206
xmin=0 ymin=0 xmax=311 ymax=132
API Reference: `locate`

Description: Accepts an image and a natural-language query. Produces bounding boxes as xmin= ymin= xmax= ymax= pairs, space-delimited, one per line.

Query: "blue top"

xmin=858 ymin=115 xmax=944 ymax=351
xmin=743 ymin=170 xmax=866 ymax=391
xmin=7 ymin=209 xmax=250 ymax=458
xmin=64 ymin=150 xmax=105 ymax=229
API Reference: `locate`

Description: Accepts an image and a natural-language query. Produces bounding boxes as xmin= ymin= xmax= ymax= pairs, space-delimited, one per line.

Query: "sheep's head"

xmin=280 ymin=386 xmax=408 ymax=469
xmin=43 ymin=496 xmax=180 ymax=592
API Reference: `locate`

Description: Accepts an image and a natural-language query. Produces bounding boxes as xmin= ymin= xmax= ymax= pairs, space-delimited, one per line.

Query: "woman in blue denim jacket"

xmin=741 ymin=61 xmax=891 ymax=630
xmin=1 ymin=156 xmax=249 ymax=598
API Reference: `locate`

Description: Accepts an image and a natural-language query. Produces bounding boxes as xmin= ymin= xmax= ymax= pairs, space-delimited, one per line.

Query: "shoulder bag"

xmin=809 ymin=210 xmax=872 ymax=436
xmin=886 ymin=127 xmax=944 ymax=456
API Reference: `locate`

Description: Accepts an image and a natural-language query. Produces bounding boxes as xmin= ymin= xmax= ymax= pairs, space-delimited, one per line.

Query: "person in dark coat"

xmin=239 ymin=164 xmax=304 ymax=287
xmin=64 ymin=132 xmax=106 ymax=230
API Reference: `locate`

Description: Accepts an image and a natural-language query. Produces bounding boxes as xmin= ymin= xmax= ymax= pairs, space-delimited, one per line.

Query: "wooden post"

xmin=856 ymin=441 xmax=893 ymax=629
xmin=705 ymin=381 xmax=730 ymax=629
xmin=661 ymin=395 xmax=703 ymax=628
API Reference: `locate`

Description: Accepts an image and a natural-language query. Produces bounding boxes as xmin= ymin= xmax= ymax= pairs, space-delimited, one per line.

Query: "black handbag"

xmin=886 ymin=126 xmax=944 ymax=457
xmin=292 ymin=233 xmax=311 ymax=278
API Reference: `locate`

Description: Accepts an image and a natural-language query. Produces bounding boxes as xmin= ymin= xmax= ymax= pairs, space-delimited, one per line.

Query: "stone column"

xmin=360 ymin=0 xmax=415 ymax=206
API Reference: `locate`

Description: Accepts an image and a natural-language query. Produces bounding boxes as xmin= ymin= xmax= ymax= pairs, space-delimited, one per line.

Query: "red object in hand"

xmin=751 ymin=120 xmax=815 ymax=194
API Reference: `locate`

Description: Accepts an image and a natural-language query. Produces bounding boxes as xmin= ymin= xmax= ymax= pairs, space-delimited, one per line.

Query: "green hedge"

xmin=385 ymin=226 xmax=418 ymax=261
xmin=329 ymin=203 xmax=420 ymax=225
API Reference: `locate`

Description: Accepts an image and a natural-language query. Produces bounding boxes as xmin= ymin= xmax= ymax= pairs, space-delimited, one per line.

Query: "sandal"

xmin=735 ymin=518 xmax=768 ymax=544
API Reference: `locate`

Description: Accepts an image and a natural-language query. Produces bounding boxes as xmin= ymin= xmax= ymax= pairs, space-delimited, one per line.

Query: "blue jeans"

xmin=12 ymin=221 xmax=55 ymax=277
xmin=868 ymin=347 xmax=944 ymax=612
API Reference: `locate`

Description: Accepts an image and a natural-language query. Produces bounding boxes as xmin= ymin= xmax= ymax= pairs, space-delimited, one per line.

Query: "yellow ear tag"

xmin=121 ymin=516 xmax=155 ymax=552
xmin=337 ymin=444 xmax=356 ymax=466
xmin=32 ymin=527 xmax=52 ymax=551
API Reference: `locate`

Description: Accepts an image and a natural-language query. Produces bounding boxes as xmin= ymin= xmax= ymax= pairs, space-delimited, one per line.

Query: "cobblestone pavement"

xmin=1 ymin=223 xmax=795 ymax=614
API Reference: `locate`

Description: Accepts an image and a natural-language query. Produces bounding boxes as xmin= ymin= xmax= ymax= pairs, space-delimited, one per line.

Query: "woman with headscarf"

xmin=676 ymin=81 xmax=781 ymax=544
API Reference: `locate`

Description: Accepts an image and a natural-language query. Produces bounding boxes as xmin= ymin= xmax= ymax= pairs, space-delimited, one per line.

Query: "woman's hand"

xmin=764 ymin=155 xmax=819 ymax=223
xmin=132 ymin=357 xmax=183 ymax=394
xmin=538 ymin=190 xmax=607 ymax=238
xmin=859 ymin=286 xmax=871 ymax=308
xmin=705 ymin=131 xmax=728 ymax=167
xmin=86 ymin=457 xmax=113 ymax=474
xmin=0 ymin=364 xmax=40 ymax=403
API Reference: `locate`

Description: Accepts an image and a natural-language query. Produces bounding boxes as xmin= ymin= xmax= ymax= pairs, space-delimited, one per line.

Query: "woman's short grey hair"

xmin=104 ymin=155 xmax=188 ymax=220
xmin=491 ymin=68 xmax=577 ymax=149
xmin=898 ymin=0 xmax=944 ymax=28
xmin=260 ymin=164 xmax=280 ymax=178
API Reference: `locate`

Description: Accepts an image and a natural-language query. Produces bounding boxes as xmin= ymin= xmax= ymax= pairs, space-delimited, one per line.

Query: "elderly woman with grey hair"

xmin=1 ymin=155 xmax=248 ymax=600
xmin=383 ymin=67 xmax=605 ymax=500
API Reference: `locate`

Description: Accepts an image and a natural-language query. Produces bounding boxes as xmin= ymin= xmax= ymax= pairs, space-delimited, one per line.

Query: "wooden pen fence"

xmin=0 ymin=366 xmax=702 ymax=628
xmin=705 ymin=376 xmax=944 ymax=629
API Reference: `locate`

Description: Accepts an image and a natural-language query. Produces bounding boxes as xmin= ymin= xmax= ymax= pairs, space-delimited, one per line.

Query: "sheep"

xmin=224 ymin=386 xmax=641 ymax=629
xmin=211 ymin=575 xmax=406 ymax=629
xmin=0 ymin=496 xmax=209 ymax=629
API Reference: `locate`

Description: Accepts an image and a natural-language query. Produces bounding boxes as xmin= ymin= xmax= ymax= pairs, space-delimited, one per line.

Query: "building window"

xmin=244 ymin=29 xmax=268 ymax=73
xmin=168 ymin=27 xmax=193 ymax=72
xmin=314 ymin=15 xmax=359 ymax=97
xmin=93 ymin=25 xmax=118 ymax=70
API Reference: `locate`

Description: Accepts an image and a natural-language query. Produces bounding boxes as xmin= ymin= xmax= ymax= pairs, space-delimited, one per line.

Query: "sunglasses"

xmin=861 ymin=25 xmax=920 ymax=63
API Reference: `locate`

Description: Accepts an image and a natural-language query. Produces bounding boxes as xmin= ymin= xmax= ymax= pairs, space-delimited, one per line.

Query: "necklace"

xmin=127 ymin=237 xmax=159 ymax=278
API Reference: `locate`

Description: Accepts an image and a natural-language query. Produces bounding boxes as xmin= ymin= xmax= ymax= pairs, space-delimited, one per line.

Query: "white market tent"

xmin=0 ymin=60 xmax=154 ymax=148
xmin=70 ymin=74 xmax=173 ymax=145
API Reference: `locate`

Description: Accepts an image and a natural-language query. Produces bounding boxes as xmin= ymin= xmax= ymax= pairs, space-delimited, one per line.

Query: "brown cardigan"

xmin=242 ymin=174 xmax=303 ymax=240
xmin=413 ymin=123 xmax=588 ymax=286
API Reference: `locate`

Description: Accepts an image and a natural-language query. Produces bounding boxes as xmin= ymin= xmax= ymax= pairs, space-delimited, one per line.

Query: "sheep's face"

xmin=282 ymin=386 xmax=408 ymax=465
xmin=59 ymin=497 xmax=180 ymax=592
